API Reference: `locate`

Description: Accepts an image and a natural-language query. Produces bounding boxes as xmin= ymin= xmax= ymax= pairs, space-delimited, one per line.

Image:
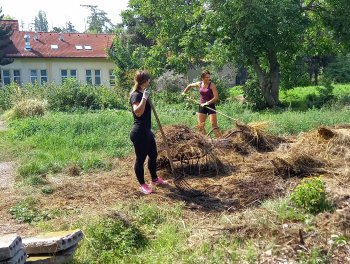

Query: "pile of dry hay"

xmin=216 ymin=121 xmax=286 ymax=154
xmin=155 ymin=124 xmax=222 ymax=174
xmin=271 ymin=126 xmax=350 ymax=179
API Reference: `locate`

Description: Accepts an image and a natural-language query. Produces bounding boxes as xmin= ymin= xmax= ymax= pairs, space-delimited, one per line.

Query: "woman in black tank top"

xmin=130 ymin=70 xmax=167 ymax=194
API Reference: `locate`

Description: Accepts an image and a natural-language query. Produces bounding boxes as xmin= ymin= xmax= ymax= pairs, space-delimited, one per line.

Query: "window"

xmin=86 ymin=70 xmax=92 ymax=84
xmin=70 ymin=69 xmax=77 ymax=79
xmin=3 ymin=70 xmax=10 ymax=85
xmin=61 ymin=69 xmax=68 ymax=83
xmin=40 ymin=70 xmax=47 ymax=84
xmin=75 ymin=45 xmax=83 ymax=50
xmin=51 ymin=44 xmax=58 ymax=49
xmin=95 ymin=70 xmax=101 ymax=85
xmin=30 ymin=70 xmax=37 ymax=84
xmin=13 ymin=70 xmax=21 ymax=84
xmin=84 ymin=45 xmax=92 ymax=50
xmin=61 ymin=69 xmax=77 ymax=83
xmin=109 ymin=69 xmax=115 ymax=87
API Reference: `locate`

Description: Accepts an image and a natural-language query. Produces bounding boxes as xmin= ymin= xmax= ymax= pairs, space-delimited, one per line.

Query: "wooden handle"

xmin=186 ymin=96 xmax=237 ymax=121
xmin=149 ymin=99 xmax=175 ymax=174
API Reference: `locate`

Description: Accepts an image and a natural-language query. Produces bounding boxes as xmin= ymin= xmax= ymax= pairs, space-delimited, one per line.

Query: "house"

xmin=0 ymin=20 xmax=116 ymax=87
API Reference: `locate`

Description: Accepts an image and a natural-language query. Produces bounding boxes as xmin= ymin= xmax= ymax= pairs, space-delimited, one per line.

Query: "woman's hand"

xmin=200 ymin=102 xmax=210 ymax=107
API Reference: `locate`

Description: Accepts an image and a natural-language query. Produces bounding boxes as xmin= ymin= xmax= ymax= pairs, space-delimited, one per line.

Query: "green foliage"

xmin=3 ymin=98 xmax=48 ymax=120
xmin=325 ymin=54 xmax=350 ymax=83
xmin=153 ymin=70 xmax=187 ymax=104
xmin=34 ymin=10 xmax=48 ymax=32
xmin=280 ymin=84 xmax=350 ymax=110
xmin=298 ymin=248 xmax=329 ymax=264
xmin=7 ymin=111 xmax=132 ymax=177
xmin=84 ymin=217 xmax=146 ymax=260
xmin=0 ymin=9 xmax=14 ymax=66
xmin=304 ymin=83 xmax=334 ymax=109
xmin=242 ymin=79 xmax=267 ymax=110
xmin=290 ymin=177 xmax=333 ymax=215
xmin=262 ymin=198 xmax=308 ymax=222
xmin=0 ymin=80 xmax=126 ymax=112
xmin=9 ymin=197 xmax=53 ymax=224
xmin=47 ymin=79 xmax=124 ymax=111
xmin=27 ymin=175 xmax=47 ymax=186
xmin=84 ymin=6 xmax=114 ymax=33
xmin=41 ymin=186 xmax=55 ymax=195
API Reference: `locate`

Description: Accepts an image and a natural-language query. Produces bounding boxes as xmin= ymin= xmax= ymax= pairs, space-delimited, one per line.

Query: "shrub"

xmin=325 ymin=54 xmax=350 ymax=84
xmin=153 ymin=70 xmax=187 ymax=104
xmin=3 ymin=98 xmax=48 ymax=119
xmin=290 ymin=177 xmax=333 ymax=214
xmin=0 ymin=80 xmax=126 ymax=112
xmin=242 ymin=78 xmax=267 ymax=110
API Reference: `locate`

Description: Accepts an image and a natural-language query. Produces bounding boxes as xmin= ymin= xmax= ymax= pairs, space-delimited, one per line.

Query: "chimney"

xmin=59 ymin=33 xmax=64 ymax=41
xmin=34 ymin=32 xmax=39 ymax=41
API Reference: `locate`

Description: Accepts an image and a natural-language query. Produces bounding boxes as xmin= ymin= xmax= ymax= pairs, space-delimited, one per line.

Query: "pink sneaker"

xmin=151 ymin=177 xmax=168 ymax=186
xmin=140 ymin=184 xmax=153 ymax=194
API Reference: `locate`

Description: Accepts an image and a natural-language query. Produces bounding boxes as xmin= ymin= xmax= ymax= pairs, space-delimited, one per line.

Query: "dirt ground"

xmin=0 ymin=124 xmax=349 ymax=262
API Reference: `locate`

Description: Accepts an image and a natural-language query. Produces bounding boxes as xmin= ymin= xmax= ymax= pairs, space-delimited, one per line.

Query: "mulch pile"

xmin=155 ymin=123 xmax=350 ymax=211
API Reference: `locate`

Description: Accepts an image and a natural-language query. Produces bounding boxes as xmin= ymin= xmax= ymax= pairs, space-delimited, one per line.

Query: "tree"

xmin=51 ymin=26 xmax=63 ymax=33
xmin=34 ymin=10 xmax=48 ymax=32
xmin=0 ymin=8 xmax=14 ymax=66
xmin=116 ymin=0 xmax=350 ymax=107
xmin=82 ymin=5 xmax=114 ymax=33
xmin=65 ymin=21 xmax=77 ymax=33
xmin=121 ymin=0 xmax=206 ymax=75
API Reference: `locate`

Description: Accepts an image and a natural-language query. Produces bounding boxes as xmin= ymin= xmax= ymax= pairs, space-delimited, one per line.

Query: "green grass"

xmin=5 ymin=110 xmax=133 ymax=177
xmin=73 ymin=200 xmax=262 ymax=264
xmin=1 ymin=97 xmax=349 ymax=178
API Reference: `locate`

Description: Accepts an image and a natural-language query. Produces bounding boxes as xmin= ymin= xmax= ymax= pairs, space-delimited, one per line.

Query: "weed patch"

xmin=291 ymin=177 xmax=333 ymax=215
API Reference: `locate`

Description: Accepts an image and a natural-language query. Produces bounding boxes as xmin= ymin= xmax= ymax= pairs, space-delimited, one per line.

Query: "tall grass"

xmin=6 ymin=110 xmax=133 ymax=177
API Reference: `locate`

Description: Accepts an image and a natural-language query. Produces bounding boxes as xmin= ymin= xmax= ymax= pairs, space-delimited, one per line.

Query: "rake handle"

xmin=185 ymin=96 xmax=237 ymax=121
xmin=149 ymin=99 xmax=175 ymax=174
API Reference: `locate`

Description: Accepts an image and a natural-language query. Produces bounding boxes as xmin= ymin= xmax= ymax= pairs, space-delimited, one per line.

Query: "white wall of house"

xmin=0 ymin=58 xmax=116 ymax=87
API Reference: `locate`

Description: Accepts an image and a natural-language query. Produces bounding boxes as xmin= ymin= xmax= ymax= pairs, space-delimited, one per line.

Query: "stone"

xmin=0 ymin=234 xmax=23 ymax=261
xmin=22 ymin=230 xmax=83 ymax=255
xmin=25 ymin=244 xmax=78 ymax=264
xmin=0 ymin=248 xmax=26 ymax=264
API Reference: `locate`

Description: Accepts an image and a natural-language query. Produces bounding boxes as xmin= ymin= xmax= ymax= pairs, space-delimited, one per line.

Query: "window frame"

xmin=40 ymin=69 xmax=48 ymax=84
xmin=94 ymin=69 xmax=101 ymax=85
xmin=85 ymin=69 xmax=92 ymax=85
xmin=3 ymin=70 xmax=11 ymax=85
xmin=30 ymin=69 xmax=38 ymax=84
xmin=13 ymin=69 xmax=21 ymax=84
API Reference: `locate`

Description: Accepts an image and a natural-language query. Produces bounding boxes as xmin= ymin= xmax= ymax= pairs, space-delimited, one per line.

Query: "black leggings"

xmin=130 ymin=130 xmax=158 ymax=185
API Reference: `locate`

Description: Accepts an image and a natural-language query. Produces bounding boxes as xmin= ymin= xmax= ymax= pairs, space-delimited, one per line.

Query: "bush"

xmin=153 ymin=70 xmax=187 ymax=104
xmin=325 ymin=54 xmax=350 ymax=83
xmin=3 ymin=98 xmax=48 ymax=119
xmin=242 ymin=78 xmax=267 ymax=110
xmin=291 ymin=177 xmax=333 ymax=215
xmin=0 ymin=80 xmax=126 ymax=112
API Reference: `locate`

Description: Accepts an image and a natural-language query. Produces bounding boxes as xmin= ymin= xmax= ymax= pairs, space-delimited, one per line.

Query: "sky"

xmin=1 ymin=0 xmax=129 ymax=32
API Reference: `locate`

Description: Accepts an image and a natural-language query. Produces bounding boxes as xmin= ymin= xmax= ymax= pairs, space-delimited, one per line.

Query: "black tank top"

xmin=130 ymin=90 xmax=152 ymax=132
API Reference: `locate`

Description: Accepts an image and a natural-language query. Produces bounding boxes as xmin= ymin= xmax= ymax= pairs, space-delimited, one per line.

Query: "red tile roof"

xmin=4 ymin=31 xmax=114 ymax=58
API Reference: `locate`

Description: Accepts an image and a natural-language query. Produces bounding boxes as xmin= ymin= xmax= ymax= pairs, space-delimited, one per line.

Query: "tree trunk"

xmin=250 ymin=53 xmax=280 ymax=108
